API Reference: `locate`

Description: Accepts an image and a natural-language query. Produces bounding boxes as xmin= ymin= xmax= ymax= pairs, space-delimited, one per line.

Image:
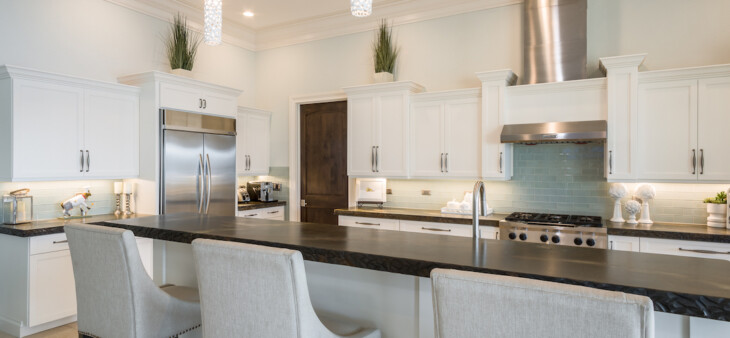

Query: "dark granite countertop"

xmin=334 ymin=207 xmax=508 ymax=227
xmin=238 ymin=201 xmax=287 ymax=211
xmin=607 ymin=221 xmax=730 ymax=243
xmin=0 ymin=214 xmax=148 ymax=237
xmin=100 ymin=213 xmax=730 ymax=321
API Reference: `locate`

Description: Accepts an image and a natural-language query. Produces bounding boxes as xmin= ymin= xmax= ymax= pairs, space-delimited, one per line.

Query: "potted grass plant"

xmin=372 ymin=19 xmax=398 ymax=83
xmin=166 ymin=13 xmax=201 ymax=78
xmin=703 ymin=191 xmax=727 ymax=228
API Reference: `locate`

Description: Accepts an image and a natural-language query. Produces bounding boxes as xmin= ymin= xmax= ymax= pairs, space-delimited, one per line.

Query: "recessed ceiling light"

xmin=243 ymin=10 xmax=254 ymax=17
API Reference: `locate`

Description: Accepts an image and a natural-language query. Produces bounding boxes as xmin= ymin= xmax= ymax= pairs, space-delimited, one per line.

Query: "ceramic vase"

xmin=610 ymin=198 xmax=625 ymax=223
xmin=638 ymin=201 xmax=653 ymax=224
xmin=706 ymin=203 xmax=727 ymax=228
xmin=373 ymin=72 xmax=394 ymax=83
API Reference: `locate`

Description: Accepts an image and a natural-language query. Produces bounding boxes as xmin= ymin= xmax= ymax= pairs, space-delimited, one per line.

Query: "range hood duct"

xmin=501 ymin=120 xmax=607 ymax=144
xmin=523 ymin=0 xmax=587 ymax=84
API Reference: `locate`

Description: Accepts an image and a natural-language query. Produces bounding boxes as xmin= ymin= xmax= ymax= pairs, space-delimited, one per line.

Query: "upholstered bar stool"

xmin=431 ymin=269 xmax=654 ymax=338
xmin=191 ymin=238 xmax=381 ymax=338
xmin=65 ymin=224 xmax=202 ymax=338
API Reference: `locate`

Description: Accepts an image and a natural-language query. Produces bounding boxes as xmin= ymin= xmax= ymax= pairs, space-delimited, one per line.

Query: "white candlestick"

xmin=123 ymin=182 xmax=135 ymax=194
xmin=610 ymin=198 xmax=625 ymax=223
xmin=114 ymin=182 xmax=123 ymax=194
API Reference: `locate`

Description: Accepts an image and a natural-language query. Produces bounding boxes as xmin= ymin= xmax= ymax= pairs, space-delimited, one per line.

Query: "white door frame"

xmin=288 ymin=91 xmax=347 ymax=222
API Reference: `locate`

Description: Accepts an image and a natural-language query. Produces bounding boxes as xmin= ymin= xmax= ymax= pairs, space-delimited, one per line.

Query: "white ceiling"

xmin=107 ymin=0 xmax=522 ymax=50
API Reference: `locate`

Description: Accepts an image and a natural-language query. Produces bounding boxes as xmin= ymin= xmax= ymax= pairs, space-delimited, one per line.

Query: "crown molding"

xmin=343 ymin=81 xmax=426 ymax=95
xmin=476 ymin=69 xmax=518 ymax=85
xmin=507 ymin=77 xmax=607 ymax=95
xmin=411 ymin=88 xmax=481 ymax=102
xmin=638 ymin=64 xmax=730 ymax=83
xmin=118 ymin=71 xmax=242 ymax=95
xmin=104 ymin=0 xmax=522 ymax=51
xmin=0 ymin=65 xmax=140 ymax=93
xmin=599 ymin=54 xmax=647 ymax=74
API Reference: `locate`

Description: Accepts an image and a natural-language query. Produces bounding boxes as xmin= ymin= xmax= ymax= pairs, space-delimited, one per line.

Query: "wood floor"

xmin=0 ymin=323 xmax=78 ymax=338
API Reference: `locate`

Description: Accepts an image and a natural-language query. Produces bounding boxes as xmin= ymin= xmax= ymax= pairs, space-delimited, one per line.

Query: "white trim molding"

xmin=288 ymin=91 xmax=348 ymax=222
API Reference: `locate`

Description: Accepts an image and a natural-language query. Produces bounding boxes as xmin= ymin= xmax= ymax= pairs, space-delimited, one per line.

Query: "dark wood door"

xmin=300 ymin=101 xmax=348 ymax=224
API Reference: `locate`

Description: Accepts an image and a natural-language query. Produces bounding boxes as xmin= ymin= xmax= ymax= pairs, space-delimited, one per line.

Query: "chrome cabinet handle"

xmin=86 ymin=150 xmax=90 ymax=172
xmin=679 ymin=248 xmax=730 ymax=255
xmin=199 ymin=99 xmax=203 ymax=109
xmin=371 ymin=146 xmax=376 ymax=172
xmin=700 ymin=149 xmax=704 ymax=175
xmin=609 ymin=240 xmax=614 ymax=250
xmin=499 ymin=152 xmax=503 ymax=173
xmin=440 ymin=153 xmax=444 ymax=173
xmin=205 ymin=154 xmax=212 ymax=214
xmin=422 ymin=227 xmax=451 ymax=232
xmin=355 ymin=222 xmax=380 ymax=226
xmin=203 ymin=99 xmax=207 ymax=109
xmin=692 ymin=149 xmax=697 ymax=174
xmin=444 ymin=153 xmax=449 ymax=173
xmin=80 ymin=150 xmax=84 ymax=172
xmin=609 ymin=150 xmax=613 ymax=175
xmin=245 ymin=214 xmax=258 ymax=217
xmin=375 ymin=146 xmax=380 ymax=172
xmin=198 ymin=154 xmax=204 ymax=213
xmin=268 ymin=211 xmax=279 ymax=214
xmin=53 ymin=240 xmax=68 ymax=244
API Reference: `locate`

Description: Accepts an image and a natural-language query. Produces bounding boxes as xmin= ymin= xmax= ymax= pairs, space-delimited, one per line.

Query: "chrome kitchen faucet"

xmin=472 ymin=181 xmax=487 ymax=245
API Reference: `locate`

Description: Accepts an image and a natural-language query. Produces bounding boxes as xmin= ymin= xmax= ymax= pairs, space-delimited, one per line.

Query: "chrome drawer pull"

xmin=268 ymin=211 xmax=279 ymax=214
xmin=679 ymin=248 xmax=730 ymax=255
xmin=53 ymin=240 xmax=68 ymax=244
xmin=422 ymin=227 xmax=451 ymax=232
xmin=246 ymin=214 xmax=258 ymax=217
xmin=355 ymin=222 xmax=380 ymax=226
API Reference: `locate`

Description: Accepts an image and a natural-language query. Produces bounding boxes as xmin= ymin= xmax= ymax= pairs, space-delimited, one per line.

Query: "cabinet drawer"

xmin=400 ymin=221 xmax=471 ymax=237
xmin=640 ymin=237 xmax=730 ymax=261
xmin=238 ymin=210 xmax=264 ymax=218
xmin=261 ymin=206 xmax=285 ymax=220
xmin=339 ymin=216 xmax=399 ymax=231
xmin=30 ymin=233 xmax=69 ymax=255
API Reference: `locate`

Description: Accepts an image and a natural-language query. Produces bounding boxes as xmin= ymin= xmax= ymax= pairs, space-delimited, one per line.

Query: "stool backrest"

xmin=192 ymin=239 xmax=327 ymax=337
xmin=431 ymin=269 xmax=654 ymax=338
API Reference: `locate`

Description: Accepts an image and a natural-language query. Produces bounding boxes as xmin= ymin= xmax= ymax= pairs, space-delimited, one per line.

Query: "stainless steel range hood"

xmin=500 ymin=120 xmax=607 ymax=144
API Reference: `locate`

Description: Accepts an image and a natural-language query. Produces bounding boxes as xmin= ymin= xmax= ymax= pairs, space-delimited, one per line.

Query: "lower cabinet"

xmin=237 ymin=206 xmax=286 ymax=221
xmin=639 ymin=237 xmax=730 ymax=262
xmin=338 ymin=216 xmax=499 ymax=239
xmin=608 ymin=235 xmax=641 ymax=252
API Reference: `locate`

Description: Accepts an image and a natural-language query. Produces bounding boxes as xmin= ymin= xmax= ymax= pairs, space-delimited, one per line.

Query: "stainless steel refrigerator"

xmin=160 ymin=109 xmax=236 ymax=216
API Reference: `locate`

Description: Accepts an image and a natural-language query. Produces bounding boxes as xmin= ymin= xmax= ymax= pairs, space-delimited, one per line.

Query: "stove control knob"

xmin=551 ymin=235 xmax=560 ymax=244
xmin=519 ymin=233 xmax=527 ymax=241
xmin=586 ymin=238 xmax=596 ymax=247
xmin=540 ymin=234 xmax=549 ymax=242
xmin=574 ymin=238 xmax=583 ymax=246
xmin=508 ymin=232 xmax=517 ymax=240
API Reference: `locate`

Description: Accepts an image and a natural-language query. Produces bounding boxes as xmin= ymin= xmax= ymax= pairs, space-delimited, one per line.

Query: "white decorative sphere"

xmin=608 ymin=183 xmax=628 ymax=199
xmin=635 ymin=184 xmax=656 ymax=202
xmin=625 ymin=200 xmax=641 ymax=214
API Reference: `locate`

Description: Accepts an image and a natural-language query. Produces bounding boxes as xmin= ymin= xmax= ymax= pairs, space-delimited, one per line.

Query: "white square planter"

xmin=373 ymin=72 xmax=394 ymax=83
xmin=706 ymin=203 xmax=727 ymax=228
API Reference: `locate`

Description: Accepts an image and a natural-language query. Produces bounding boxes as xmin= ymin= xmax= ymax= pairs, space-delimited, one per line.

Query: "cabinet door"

xmin=376 ymin=93 xmax=409 ymax=177
xmin=28 ymin=250 xmax=77 ymax=327
xmin=12 ymin=80 xmax=84 ymax=180
xmin=245 ymin=112 xmax=271 ymax=175
xmin=637 ymin=80 xmax=698 ymax=180
xmin=444 ymin=99 xmax=481 ymax=177
xmin=608 ymin=235 xmax=640 ymax=252
xmin=235 ymin=112 xmax=248 ymax=174
xmin=480 ymin=226 xmax=499 ymax=240
xmin=83 ymin=89 xmax=139 ymax=178
xmin=202 ymin=91 xmax=237 ymax=117
xmin=159 ymin=82 xmax=201 ymax=113
xmin=698 ymin=77 xmax=730 ymax=181
xmin=410 ymin=102 xmax=444 ymax=177
xmin=347 ymin=96 xmax=376 ymax=176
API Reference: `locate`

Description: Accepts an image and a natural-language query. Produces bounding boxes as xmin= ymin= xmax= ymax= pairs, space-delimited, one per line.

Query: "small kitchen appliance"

xmin=500 ymin=212 xmax=607 ymax=249
xmin=356 ymin=178 xmax=386 ymax=208
xmin=3 ymin=189 xmax=33 ymax=224
xmin=247 ymin=182 xmax=275 ymax=202
xmin=238 ymin=186 xmax=250 ymax=202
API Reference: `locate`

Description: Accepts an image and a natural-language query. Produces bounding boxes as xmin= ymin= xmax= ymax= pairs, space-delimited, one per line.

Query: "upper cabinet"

xmin=344 ymin=82 xmax=424 ymax=178
xmin=635 ymin=65 xmax=730 ymax=182
xmin=477 ymin=70 xmax=517 ymax=180
xmin=410 ymin=89 xmax=481 ymax=178
xmin=237 ymin=107 xmax=271 ymax=175
xmin=0 ymin=65 xmax=139 ymax=181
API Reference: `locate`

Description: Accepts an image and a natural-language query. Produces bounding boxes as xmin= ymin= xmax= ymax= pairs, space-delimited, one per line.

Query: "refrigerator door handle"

xmin=198 ymin=154 xmax=205 ymax=213
xmin=205 ymin=154 xmax=212 ymax=214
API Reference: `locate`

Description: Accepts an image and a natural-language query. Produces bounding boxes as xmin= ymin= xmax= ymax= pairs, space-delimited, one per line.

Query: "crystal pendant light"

xmin=351 ymin=0 xmax=372 ymax=17
xmin=204 ymin=0 xmax=222 ymax=45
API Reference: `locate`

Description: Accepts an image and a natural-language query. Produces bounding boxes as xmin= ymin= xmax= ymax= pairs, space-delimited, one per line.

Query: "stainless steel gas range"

xmin=499 ymin=212 xmax=607 ymax=249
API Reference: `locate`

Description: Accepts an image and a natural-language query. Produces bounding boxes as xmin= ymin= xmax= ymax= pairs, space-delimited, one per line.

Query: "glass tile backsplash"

xmin=384 ymin=144 xmax=728 ymax=224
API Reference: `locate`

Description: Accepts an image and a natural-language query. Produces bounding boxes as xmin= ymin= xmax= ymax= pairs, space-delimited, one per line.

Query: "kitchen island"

xmin=99 ymin=214 xmax=730 ymax=338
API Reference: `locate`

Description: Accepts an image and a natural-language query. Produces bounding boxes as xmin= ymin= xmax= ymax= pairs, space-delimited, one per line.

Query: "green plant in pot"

xmin=372 ymin=19 xmax=398 ymax=83
xmin=166 ymin=13 xmax=201 ymax=77
xmin=703 ymin=191 xmax=727 ymax=228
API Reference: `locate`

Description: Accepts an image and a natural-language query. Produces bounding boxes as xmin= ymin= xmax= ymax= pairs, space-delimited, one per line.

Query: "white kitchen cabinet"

xmin=640 ymin=237 xmax=730 ymax=262
xmin=608 ymin=235 xmax=640 ymax=252
xmin=477 ymin=70 xmax=516 ymax=180
xmin=697 ymin=77 xmax=730 ymax=181
xmin=338 ymin=216 xmax=400 ymax=231
xmin=237 ymin=206 xmax=285 ymax=221
xmin=28 ymin=249 xmax=76 ymax=327
xmin=480 ymin=226 xmax=499 ymax=240
xmin=344 ymin=82 xmax=424 ymax=178
xmin=237 ymin=107 xmax=271 ymax=175
xmin=400 ymin=220 xmax=472 ymax=237
xmin=0 ymin=65 xmax=139 ymax=181
xmin=410 ymin=90 xmax=481 ymax=178
xmin=160 ymin=80 xmax=237 ymax=117
xmin=338 ymin=215 xmax=499 ymax=239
